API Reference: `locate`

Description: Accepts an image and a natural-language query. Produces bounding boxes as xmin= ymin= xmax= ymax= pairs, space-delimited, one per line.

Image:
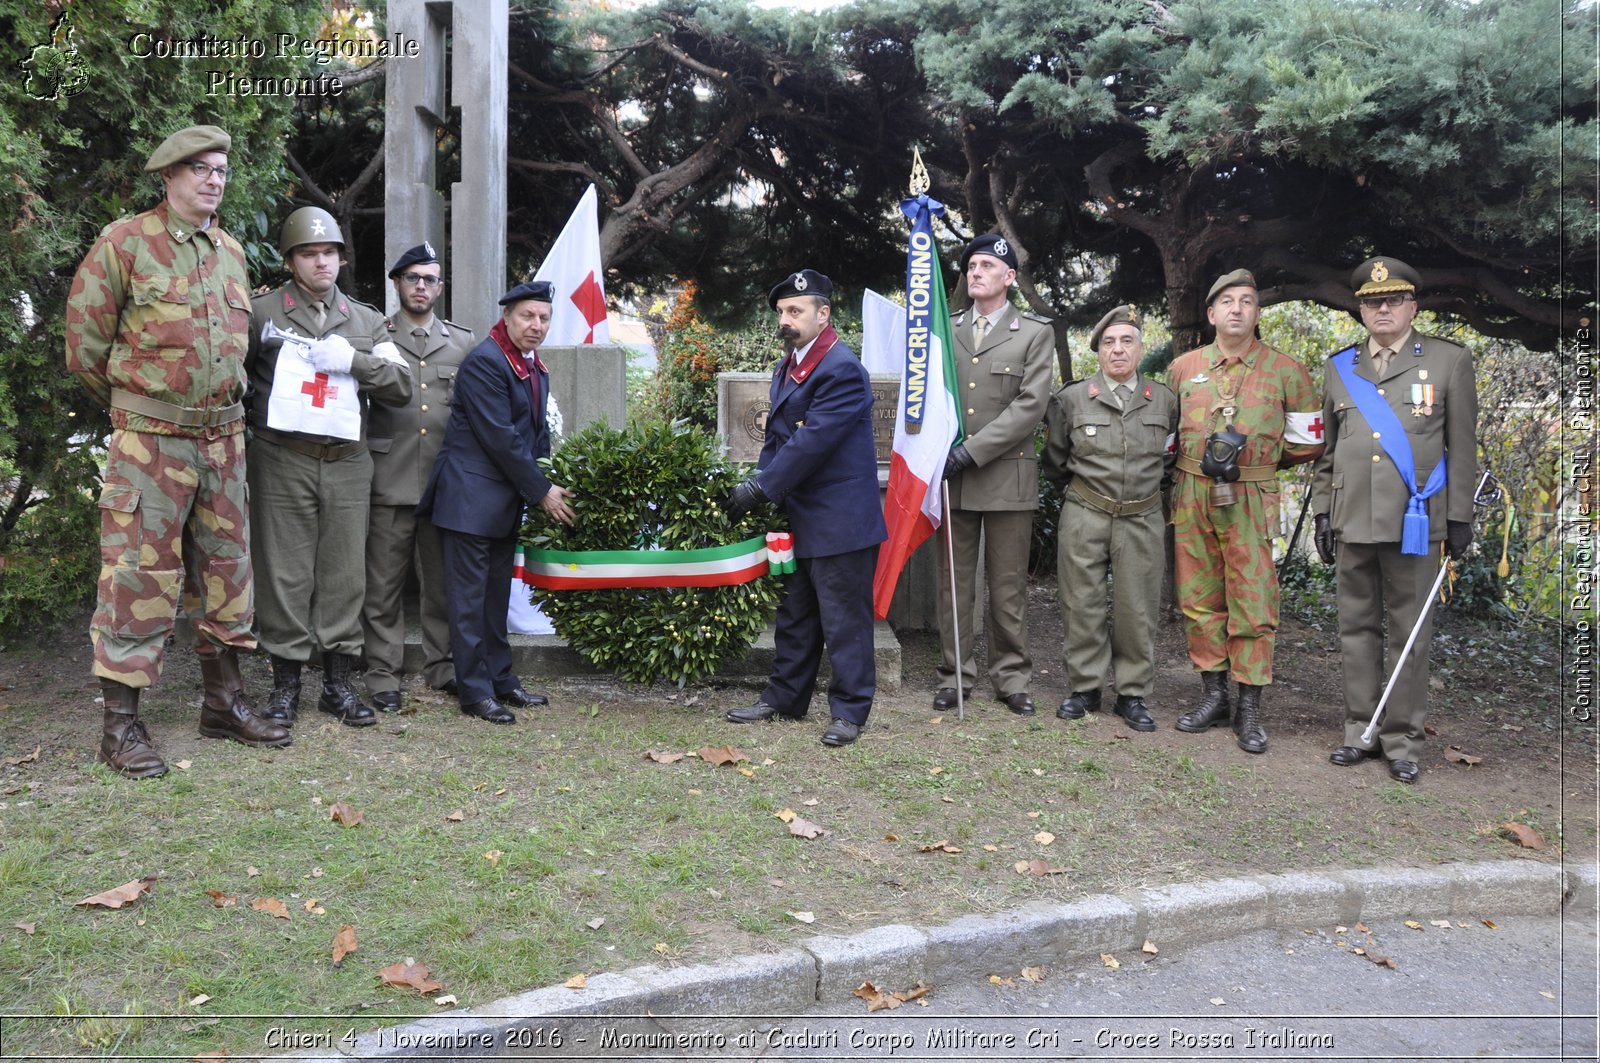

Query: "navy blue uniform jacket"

xmin=758 ymin=333 xmax=887 ymax=558
xmin=418 ymin=323 xmax=551 ymax=538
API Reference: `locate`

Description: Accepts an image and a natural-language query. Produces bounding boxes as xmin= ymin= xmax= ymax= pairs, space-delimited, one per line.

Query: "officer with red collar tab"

xmin=418 ymin=279 xmax=576 ymax=725
xmin=723 ymin=269 xmax=887 ymax=748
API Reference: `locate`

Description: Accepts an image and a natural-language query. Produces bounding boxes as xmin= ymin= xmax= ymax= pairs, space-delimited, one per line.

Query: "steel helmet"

xmin=278 ymin=206 xmax=344 ymax=254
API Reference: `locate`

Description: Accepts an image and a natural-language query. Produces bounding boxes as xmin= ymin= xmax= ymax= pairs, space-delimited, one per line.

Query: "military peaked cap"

xmin=1351 ymin=256 xmax=1421 ymax=297
xmin=389 ymin=242 xmax=440 ymax=278
xmin=499 ymin=279 xmax=555 ymax=305
xmin=145 ymin=125 xmax=231 ymax=172
xmin=768 ymin=269 xmax=833 ymax=309
xmin=1205 ymin=268 xmax=1258 ymax=305
xmin=1089 ymin=304 xmax=1142 ymax=350
xmin=960 ymin=232 xmax=1018 ymax=272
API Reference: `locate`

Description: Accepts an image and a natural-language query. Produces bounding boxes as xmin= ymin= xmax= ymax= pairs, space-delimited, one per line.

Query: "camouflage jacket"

xmin=65 ymin=201 xmax=253 ymax=436
xmin=1167 ymin=338 xmax=1323 ymax=474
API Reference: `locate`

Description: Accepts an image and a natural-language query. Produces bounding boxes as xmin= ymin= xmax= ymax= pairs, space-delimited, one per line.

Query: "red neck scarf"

xmin=786 ymin=325 xmax=838 ymax=384
xmin=490 ymin=319 xmax=543 ymax=410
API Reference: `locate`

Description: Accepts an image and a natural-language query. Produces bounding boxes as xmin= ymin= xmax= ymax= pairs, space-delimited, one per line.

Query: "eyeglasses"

xmin=1359 ymin=294 xmax=1411 ymax=309
xmin=184 ymin=162 xmax=232 ymax=181
xmin=399 ymin=273 xmax=443 ymax=288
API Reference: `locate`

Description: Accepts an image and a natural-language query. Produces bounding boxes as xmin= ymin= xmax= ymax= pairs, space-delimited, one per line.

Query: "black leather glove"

xmin=1313 ymin=514 xmax=1335 ymax=565
xmin=943 ymin=443 xmax=975 ymax=481
xmin=1446 ymin=519 xmax=1473 ymax=560
xmin=725 ymin=477 xmax=767 ymax=519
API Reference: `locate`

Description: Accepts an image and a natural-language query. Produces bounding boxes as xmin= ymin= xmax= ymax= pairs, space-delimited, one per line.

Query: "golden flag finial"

xmin=909 ymin=147 xmax=930 ymax=196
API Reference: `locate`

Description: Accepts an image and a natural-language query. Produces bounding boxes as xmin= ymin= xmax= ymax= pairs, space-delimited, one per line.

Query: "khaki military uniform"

xmin=938 ymin=304 xmax=1054 ymax=697
xmin=65 ymin=201 xmax=256 ymax=687
xmin=361 ymin=314 xmax=473 ymax=694
xmin=1168 ymin=339 xmax=1322 ymax=685
xmin=1311 ymin=330 xmax=1478 ymax=761
xmin=245 ymin=284 xmax=412 ymax=661
xmin=1041 ymin=372 xmax=1178 ymax=697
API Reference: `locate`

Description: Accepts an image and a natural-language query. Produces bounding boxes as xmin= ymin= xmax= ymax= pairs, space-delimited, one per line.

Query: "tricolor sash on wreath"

xmin=515 ymin=532 xmax=795 ymax=589
xmin=1330 ymin=346 xmax=1445 ymax=555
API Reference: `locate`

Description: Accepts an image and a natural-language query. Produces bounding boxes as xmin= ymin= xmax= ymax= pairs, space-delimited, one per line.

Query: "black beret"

xmin=499 ymin=279 xmax=555 ymax=306
xmin=767 ymin=269 xmax=833 ymax=309
xmin=388 ymin=242 xmax=440 ymax=278
xmin=1351 ymin=256 xmax=1421 ymax=296
xmin=959 ymin=232 xmax=1018 ymax=272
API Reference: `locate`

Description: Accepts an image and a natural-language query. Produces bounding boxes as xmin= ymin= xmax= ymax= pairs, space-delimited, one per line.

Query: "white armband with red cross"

xmin=1284 ymin=411 xmax=1325 ymax=446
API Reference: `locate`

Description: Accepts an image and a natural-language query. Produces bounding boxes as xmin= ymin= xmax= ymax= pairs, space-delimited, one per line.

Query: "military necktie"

xmin=1373 ymin=346 xmax=1393 ymax=378
xmin=311 ymin=300 xmax=328 ymax=333
xmin=412 ymin=326 xmax=428 ymax=354
xmin=1114 ymin=383 xmax=1131 ymax=410
xmin=974 ymin=316 xmax=989 ymax=350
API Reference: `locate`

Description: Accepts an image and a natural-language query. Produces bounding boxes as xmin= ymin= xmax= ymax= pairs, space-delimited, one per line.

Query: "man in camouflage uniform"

xmin=1313 ymin=258 xmax=1479 ymax=785
xmin=1168 ymin=269 xmax=1324 ymax=753
xmin=936 ymin=234 xmax=1055 ymax=717
xmin=360 ymin=243 xmax=473 ymax=710
xmin=1042 ymin=306 xmax=1178 ymax=731
xmin=246 ymin=207 xmax=412 ymax=729
xmin=65 ymin=124 xmax=290 ymax=778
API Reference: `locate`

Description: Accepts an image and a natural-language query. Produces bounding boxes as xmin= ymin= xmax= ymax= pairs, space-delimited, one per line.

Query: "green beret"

xmin=1351 ymin=256 xmax=1421 ymax=297
xmin=144 ymin=125 xmax=231 ymax=172
xmin=1089 ymin=304 xmax=1141 ymax=350
xmin=1205 ymin=268 xmax=1257 ymax=305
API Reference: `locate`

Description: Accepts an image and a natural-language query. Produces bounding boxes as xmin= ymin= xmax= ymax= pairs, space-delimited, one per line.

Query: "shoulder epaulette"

xmin=1021 ymin=311 xmax=1053 ymax=325
xmin=441 ymin=318 xmax=474 ymax=335
xmin=1423 ymin=332 xmax=1467 ymax=350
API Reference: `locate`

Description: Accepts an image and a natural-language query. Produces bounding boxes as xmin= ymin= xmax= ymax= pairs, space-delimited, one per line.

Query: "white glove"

xmin=306 ymin=335 xmax=355 ymax=374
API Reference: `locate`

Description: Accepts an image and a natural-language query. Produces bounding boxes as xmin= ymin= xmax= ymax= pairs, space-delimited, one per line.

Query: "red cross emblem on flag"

xmin=301 ymin=372 xmax=339 ymax=408
xmin=569 ymin=271 xmax=607 ymax=344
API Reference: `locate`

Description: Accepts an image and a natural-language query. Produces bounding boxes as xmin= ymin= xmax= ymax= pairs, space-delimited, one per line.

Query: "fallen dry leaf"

xmin=444 ymin=809 xmax=465 ymax=822
xmin=918 ymin=840 xmax=962 ymax=854
xmin=2 ymin=744 xmax=40 ymax=766
xmin=1100 ymin=953 xmax=1120 ymax=969
xmin=785 ymin=816 xmax=831 ymax=840
xmin=988 ymin=974 xmax=1016 ymax=988
xmin=564 ymin=973 xmax=588 ymax=990
xmin=737 ymin=766 xmax=755 ymax=777
xmin=13 ymin=921 xmax=35 ymax=935
xmin=1430 ymin=919 xmax=1452 ymax=929
xmin=929 ymin=766 xmax=944 ymax=775
xmin=1209 ymin=997 xmax=1226 ymax=1006
xmin=303 ymin=899 xmax=325 ymax=914
xmin=1540 ymin=990 xmax=1555 ymax=1000
xmin=433 ymin=993 xmax=457 ymax=1006
xmin=1483 ymin=919 xmax=1500 ymax=929
xmin=653 ymin=942 xmax=669 ymax=955
xmin=585 ymin=917 xmax=605 ymax=930
xmin=1353 ymin=922 xmax=1370 ymax=934
xmin=883 ymin=834 xmax=898 ymax=842
xmin=76 ymin=878 xmax=153 ymax=910
xmin=982 ymin=844 xmax=999 ymax=852
xmin=1142 ymin=940 xmax=1159 ymax=955
xmin=250 ymin=897 xmax=290 ymax=920
xmin=854 ymin=979 xmax=931 ymax=1011
xmin=1020 ymin=965 xmax=1046 ymax=982
xmin=328 ymin=802 xmax=363 ymax=827
xmin=929 ymin=715 xmax=943 ymax=724
xmin=188 ymin=993 xmax=210 ymax=1007
xmin=696 ymin=745 xmax=748 ymax=766
xmin=174 ymin=759 xmax=192 ymax=770
xmin=774 ymin=808 xmax=797 ymax=822
xmin=1365 ymin=951 xmax=1399 ymax=969
xmin=1405 ymin=920 xmax=1424 ymax=931
xmin=204 ymin=890 xmax=237 ymax=908
xmin=643 ymin=749 xmax=686 ymax=764
xmin=310 ymin=867 xmax=323 ymax=878
xmin=246 ymin=866 xmax=260 ymax=877
xmin=1444 ymin=746 xmax=1483 ymax=766
xmin=802 ymin=798 xmax=819 ymax=806
xmin=379 ymin=959 xmax=444 ymax=994
xmin=332 ymin=924 xmax=357 ymax=963
xmin=1033 ymin=831 xmax=1056 ymax=846
xmin=1498 ymin=822 xmax=1547 ymax=850
xmin=493 ymin=787 xmax=507 ymax=796
xmin=484 ymin=850 xmax=503 ymax=867
xmin=789 ymin=911 xmax=815 ymax=924
xmin=1014 ymin=858 xmax=1067 ymax=877
xmin=1026 ymin=810 xmax=1041 ymax=819
xmin=1423 ymin=722 xmax=1439 ymax=736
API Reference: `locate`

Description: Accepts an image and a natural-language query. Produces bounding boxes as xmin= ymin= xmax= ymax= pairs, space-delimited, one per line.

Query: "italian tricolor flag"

xmin=869 ymin=193 xmax=963 ymax=620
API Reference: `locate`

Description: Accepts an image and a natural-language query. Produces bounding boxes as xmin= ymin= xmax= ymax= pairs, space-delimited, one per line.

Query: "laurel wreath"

xmin=523 ymin=420 xmax=783 ymax=687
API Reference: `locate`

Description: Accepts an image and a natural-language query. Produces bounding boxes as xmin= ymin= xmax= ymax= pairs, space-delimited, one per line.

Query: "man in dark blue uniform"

xmin=417 ymin=280 xmax=576 ymax=724
xmin=724 ymin=269 xmax=887 ymax=747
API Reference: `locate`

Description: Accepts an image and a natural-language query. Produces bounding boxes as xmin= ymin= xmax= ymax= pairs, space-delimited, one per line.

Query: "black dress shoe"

xmin=371 ymin=690 xmax=402 ymax=713
xmin=821 ymin=718 xmax=861 ymax=746
xmin=725 ymin=702 xmax=805 ymax=723
xmin=461 ymin=698 xmax=516 ymax=725
xmin=1056 ymin=689 xmax=1102 ymax=720
xmin=1389 ymin=759 xmax=1420 ymax=784
xmin=931 ymin=687 xmax=971 ymax=710
xmin=1329 ymin=745 xmax=1376 ymax=767
xmin=1001 ymin=692 xmax=1035 ymax=716
xmin=436 ymin=679 xmax=458 ymax=696
xmin=498 ymin=685 xmax=549 ymax=708
xmin=1113 ymin=694 xmax=1156 ymax=732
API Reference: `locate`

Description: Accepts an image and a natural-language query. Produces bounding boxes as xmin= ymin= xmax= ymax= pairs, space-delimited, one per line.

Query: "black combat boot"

xmin=318 ymin=652 xmax=377 ymax=727
xmin=264 ymin=655 xmax=302 ymax=726
xmin=1174 ymin=670 xmax=1231 ymax=732
xmin=1234 ymin=683 xmax=1267 ymax=753
xmin=99 ymin=680 xmax=167 ymax=779
xmin=198 ymin=649 xmax=292 ymax=747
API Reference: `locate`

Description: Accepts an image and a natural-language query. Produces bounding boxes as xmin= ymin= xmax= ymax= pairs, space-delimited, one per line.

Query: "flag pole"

xmin=941 ymin=479 xmax=964 ymax=722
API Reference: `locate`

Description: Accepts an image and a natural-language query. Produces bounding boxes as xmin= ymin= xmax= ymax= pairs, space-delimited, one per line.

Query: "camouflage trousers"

xmin=1171 ymin=472 xmax=1281 ymax=686
xmin=93 ymin=429 xmax=255 ymax=687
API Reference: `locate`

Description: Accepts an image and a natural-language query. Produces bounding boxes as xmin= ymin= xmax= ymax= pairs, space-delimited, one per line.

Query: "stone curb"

xmin=287 ymin=858 xmax=1590 ymax=1062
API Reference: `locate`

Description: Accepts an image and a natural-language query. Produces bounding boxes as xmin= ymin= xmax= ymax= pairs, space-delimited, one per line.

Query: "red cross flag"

xmin=532 ymin=184 xmax=611 ymax=346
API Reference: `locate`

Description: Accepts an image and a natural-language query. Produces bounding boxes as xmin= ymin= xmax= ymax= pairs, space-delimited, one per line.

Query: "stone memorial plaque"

xmin=717 ymin=371 xmax=902 ymax=465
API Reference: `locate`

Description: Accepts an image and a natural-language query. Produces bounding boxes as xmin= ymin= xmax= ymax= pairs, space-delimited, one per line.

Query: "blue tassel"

xmin=1402 ymin=497 xmax=1431 ymax=556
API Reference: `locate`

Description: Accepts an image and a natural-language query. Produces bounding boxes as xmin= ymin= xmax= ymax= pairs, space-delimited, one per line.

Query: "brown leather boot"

xmin=1175 ymin=670 xmax=1232 ymax=732
xmin=198 ymin=650 xmax=292 ymax=748
xmin=99 ymin=680 xmax=167 ymax=779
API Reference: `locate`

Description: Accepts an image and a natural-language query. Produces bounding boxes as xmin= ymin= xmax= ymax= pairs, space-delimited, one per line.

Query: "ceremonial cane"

xmin=940 ymin=479 xmax=965 ymax=722
xmin=1278 ymin=483 xmax=1313 ymax=582
xmin=1360 ymin=469 xmax=1498 ymax=745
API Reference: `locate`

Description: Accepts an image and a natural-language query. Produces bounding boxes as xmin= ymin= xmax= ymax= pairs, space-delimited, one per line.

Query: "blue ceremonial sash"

xmin=1331 ymin=346 xmax=1445 ymax=555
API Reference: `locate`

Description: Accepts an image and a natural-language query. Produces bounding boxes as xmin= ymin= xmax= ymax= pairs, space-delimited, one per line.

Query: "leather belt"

xmin=1175 ymin=453 xmax=1278 ymax=483
xmin=1067 ymin=479 xmax=1162 ymax=517
xmin=253 ymin=426 xmax=367 ymax=462
xmin=111 ymin=388 xmax=243 ymax=429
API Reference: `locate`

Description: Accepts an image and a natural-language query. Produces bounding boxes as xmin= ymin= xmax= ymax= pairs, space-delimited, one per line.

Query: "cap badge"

xmin=1370 ymin=261 xmax=1389 ymax=284
xmin=422 ymin=240 xmax=436 ymax=258
xmin=992 ymin=238 xmax=1010 ymax=258
xmin=1127 ymin=308 xmax=1139 ymax=326
xmin=793 ymin=273 xmax=808 ymax=291
xmin=311 ymin=219 xmax=328 ymax=237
